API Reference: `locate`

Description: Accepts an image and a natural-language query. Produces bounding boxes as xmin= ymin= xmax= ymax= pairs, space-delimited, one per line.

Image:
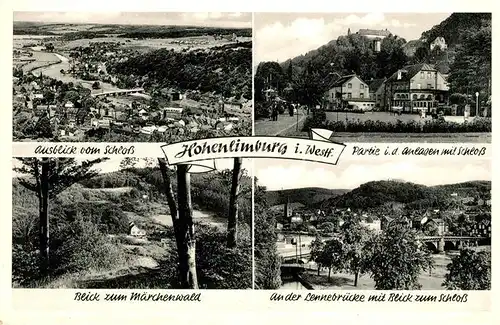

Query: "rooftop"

xmin=358 ymin=29 xmax=392 ymax=37
xmin=368 ymin=78 xmax=386 ymax=91
xmin=387 ymin=63 xmax=437 ymax=82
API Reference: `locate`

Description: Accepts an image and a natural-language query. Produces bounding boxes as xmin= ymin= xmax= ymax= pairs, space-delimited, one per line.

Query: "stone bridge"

xmin=417 ymin=235 xmax=486 ymax=253
xmin=91 ymin=87 xmax=145 ymax=98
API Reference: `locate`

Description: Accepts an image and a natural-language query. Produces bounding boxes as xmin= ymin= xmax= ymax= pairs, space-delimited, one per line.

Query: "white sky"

xmin=255 ymin=158 xmax=491 ymax=190
xmin=254 ymin=12 xmax=451 ymax=64
xmin=13 ymin=12 xmax=251 ymax=28
xmin=12 ymin=158 xmax=252 ymax=177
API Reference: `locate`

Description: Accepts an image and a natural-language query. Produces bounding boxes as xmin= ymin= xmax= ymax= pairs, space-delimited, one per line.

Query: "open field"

xmin=20 ymin=51 xmax=60 ymax=72
xmin=56 ymin=35 xmax=251 ymax=53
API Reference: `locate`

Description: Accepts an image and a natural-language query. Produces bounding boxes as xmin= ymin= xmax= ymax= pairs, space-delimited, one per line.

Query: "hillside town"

xmin=254 ymin=13 xmax=491 ymax=141
xmin=13 ymin=23 xmax=252 ymax=142
xmin=254 ymin=159 xmax=491 ymax=291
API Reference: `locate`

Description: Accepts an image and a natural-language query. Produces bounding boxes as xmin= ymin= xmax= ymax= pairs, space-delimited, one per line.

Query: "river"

xmin=30 ymin=52 xmax=122 ymax=94
xmin=280 ymin=280 xmax=305 ymax=290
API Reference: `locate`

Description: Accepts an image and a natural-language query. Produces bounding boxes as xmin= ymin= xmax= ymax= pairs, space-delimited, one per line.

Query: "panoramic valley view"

xmin=254 ymin=12 xmax=491 ymax=143
xmin=12 ymin=157 xmax=252 ymax=289
xmin=254 ymin=159 xmax=491 ymax=290
xmin=12 ymin=12 xmax=252 ymax=142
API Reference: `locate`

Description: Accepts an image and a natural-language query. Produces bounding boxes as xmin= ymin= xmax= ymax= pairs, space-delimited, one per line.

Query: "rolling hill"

xmin=265 ymin=187 xmax=349 ymax=208
xmin=322 ymin=180 xmax=491 ymax=210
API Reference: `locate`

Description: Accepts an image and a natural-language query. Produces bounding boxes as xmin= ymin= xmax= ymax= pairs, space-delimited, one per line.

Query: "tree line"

xmin=309 ymin=217 xmax=490 ymax=290
xmin=13 ymin=156 xmax=250 ymax=289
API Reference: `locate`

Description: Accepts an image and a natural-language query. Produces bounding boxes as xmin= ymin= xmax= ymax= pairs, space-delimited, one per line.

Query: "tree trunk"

xmin=227 ymin=157 xmax=242 ymax=248
xmin=40 ymin=158 xmax=50 ymax=275
xmin=176 ymin=164 xmax=198 ymax=289
xmin=317 ymin=264 xmax=321 ymax=276
xmin=158 ymin=158 xmax=178 ymax=222
xmin=354 ymin=271 xmax=359 ymax=287
xmin=328 ymin=267 xmax=332 ymax=281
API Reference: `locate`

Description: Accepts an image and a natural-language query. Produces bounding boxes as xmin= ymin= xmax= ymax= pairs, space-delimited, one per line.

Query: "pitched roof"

xmin=387 ymin=63 xmax=437 ymax=82
xmin=368 ymin=78 xmax=385 ymax=92
xmin=358 ymin=29 xmax=391 ymax=37
xmin=330 ymin=74 xmax=356 ymax=87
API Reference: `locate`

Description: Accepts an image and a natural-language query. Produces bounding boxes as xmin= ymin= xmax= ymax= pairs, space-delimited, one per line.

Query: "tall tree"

xmin=367 ymin=219 xmax=434 ymax=289
xmin=13 ymin=158 xmax=104 ymax=275
xmin=157 ymin=158 xmax=198 ymax=289
xmin=309 ymin=234 xmax=325 ymax=275
xmin=443 ymin=249 xmax=491 ymax=290
xmin=286 ymin=61 xmax=293 ymax=82
xmin=340 ymin=218 xmax=372 ymax=286
xmin=175 ymin=164 xmax=198 ymax=288
xmin=322 ymin=237 xmax=346 ymax=281
xmin=254 ymin=180 xmax=281 ymax=289
xmin=227 ymin=158 xmax=243 ymax=248
xmin=448 ymin=19 xmax=491 ymax=96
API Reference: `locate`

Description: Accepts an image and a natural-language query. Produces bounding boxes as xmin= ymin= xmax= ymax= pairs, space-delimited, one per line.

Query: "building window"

xmin=412 ymin=94 xmax=418 ymax=100
xmin=348 ymin=83 xmax=352 ymax=89
xmin=360 ymin=93 xmax=364 ymax=98
xmin=332 ymin=93 xmax=334 ymax=99
xmin=360 ymin=84 xmax=364 ymax=89
xmin=427 ymin=83 xmax=432 ymax=89
xmin=427 ymin=72 xmax=431 ymax=79
xmin=420 ymin=72 xmax=425 ymax=78
xmin=347 ymin=93 xmax=352 ymax=99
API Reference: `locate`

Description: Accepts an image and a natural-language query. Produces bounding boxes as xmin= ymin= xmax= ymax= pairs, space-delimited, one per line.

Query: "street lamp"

xmin=475 ymin=92 xmax=479 ymax=117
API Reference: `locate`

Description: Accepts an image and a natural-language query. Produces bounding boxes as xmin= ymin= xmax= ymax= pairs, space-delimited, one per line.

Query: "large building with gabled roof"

xmin=384 ymin=63 xmax=449 ymax=112
xmin=325 ymin=74 xmax=375 ymax=111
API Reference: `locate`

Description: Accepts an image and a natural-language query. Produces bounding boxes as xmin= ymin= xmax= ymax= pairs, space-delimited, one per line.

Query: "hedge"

xmin=303 ymin=116 xmax=492 ymax=133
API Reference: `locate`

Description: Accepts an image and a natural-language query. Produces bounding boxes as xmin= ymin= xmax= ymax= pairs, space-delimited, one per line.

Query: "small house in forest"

xmin=129 ymin=222 xmax=146 ymax=237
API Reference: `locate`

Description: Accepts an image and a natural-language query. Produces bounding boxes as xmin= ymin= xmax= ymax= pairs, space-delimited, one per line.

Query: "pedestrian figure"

xmin=271 ymin=103 xmax=278 ymax=121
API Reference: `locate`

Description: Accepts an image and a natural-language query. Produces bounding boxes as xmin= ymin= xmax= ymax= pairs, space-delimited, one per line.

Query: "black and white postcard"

xmin=254 ymin=158 xmax=491 ymax=291
xmin=12 ymin=12 xmax=252 ymax=142
xmin=12 ymin=157 xmax=252 ymax=289
xmin=254 ymin=13 xmax=491 ymax=143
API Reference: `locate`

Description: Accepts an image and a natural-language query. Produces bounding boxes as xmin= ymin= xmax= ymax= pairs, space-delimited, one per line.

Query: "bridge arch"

xmin=425 ymin=242 xmax=438 ymax=253
xmin=444 ymin=241 xmax=457 ymax=251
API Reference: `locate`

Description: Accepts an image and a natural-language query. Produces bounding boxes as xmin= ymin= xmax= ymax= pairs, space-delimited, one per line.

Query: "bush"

xmin=12 ymin=212 xmax=125 ymax=287
xmin=60 ymin=202 xmax=130 ymax=234
xmin=443 ymin=249 xmax=491 ymax=290
xmin=160 ymin=224 xmax=252 ymax=289
xmin=303 ymin=116 xmax=492 ymax=133
xmin=51 ymin=218 xmax=125 ymax=275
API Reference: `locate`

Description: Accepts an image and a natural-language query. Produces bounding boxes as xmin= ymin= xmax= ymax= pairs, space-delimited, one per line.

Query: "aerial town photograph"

xmin=254 ymin=158 xmax=491 ymax=290
xmin=12 ymin=12 xmax=252 ymax=142
xmin=12 ymin=157 xmax=252 ymax=289
xmin=253 ymin=12 xmax=491 ymax=143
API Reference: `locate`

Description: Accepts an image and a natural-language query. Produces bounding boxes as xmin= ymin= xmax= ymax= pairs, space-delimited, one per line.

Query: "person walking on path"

xmin=271 ymin=102 xmax=278 ymax=121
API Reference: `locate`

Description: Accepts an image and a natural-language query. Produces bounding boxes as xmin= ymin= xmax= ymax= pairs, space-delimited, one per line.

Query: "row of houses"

xmin=324 ymin=63 xmax=450 ymax=113
xmin=280 ymin=199 xmax=491 ymax=238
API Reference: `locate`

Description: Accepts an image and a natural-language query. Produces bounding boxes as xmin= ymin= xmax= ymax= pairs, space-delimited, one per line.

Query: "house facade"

xmin=325 ymin=74 xmax=375 ymax=111
xmin=430 ymin=37 xmax=447 ymax=51
xmin=129 ymin=222 xmax=146 ymax=237
xmin=368 ymin=78 xmax=386 ymax=109
xmin=385 ymin=63 xmax=449 ymax=112
xmin=357 ymin=29 xmax=392 ymax=39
